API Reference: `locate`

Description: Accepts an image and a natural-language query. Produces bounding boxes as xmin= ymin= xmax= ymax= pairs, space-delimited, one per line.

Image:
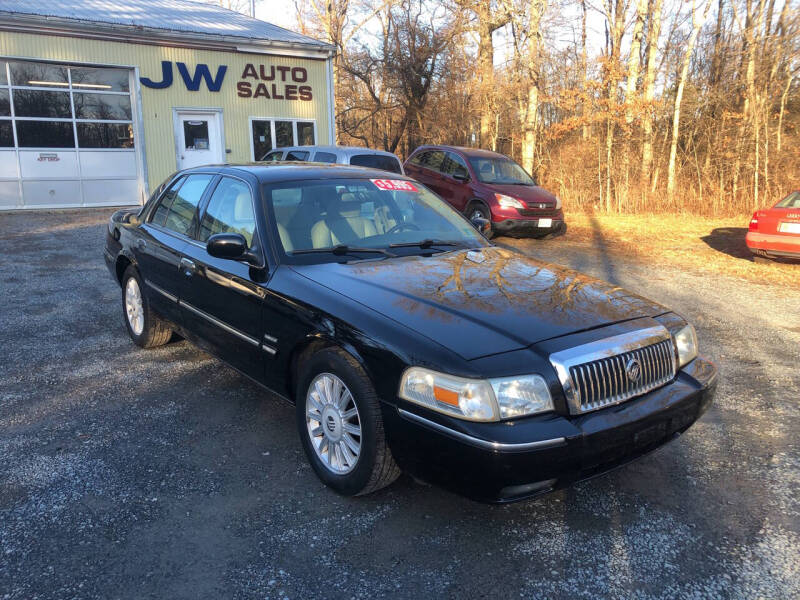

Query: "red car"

xmin=746 ymin=191 xmax=800 ymax=260
xmin=403 ymin=146 xmax=564 ymax=238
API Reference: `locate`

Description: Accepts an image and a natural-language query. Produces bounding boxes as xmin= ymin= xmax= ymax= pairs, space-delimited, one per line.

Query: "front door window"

xmin=176 ymin=112 xmax=221 ymax=170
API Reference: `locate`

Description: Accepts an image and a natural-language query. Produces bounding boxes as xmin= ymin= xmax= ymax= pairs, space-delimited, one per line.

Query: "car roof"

xmin=274 ymin=145 xmax=401 ymax=158
xmin=409 ymin=145 xmax=508 ymax=160
xmin=181 ymin=163 xmax=412 ymax=183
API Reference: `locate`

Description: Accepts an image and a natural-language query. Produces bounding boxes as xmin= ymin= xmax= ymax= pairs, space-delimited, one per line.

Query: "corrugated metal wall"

xmin=0 ymin=31 xmax=331 ymax=194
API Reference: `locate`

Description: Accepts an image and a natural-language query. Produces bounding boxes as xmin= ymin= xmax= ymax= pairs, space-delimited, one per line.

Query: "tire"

xmin=466 ymin=201 xmax=494 ymax=239
xmin=121 ymin=265 xmax=173 ymax=348
xmin=753 ymin=254 xmax=773 ymax=264
xmin=296 ymin=347 xmax=400 ymax=496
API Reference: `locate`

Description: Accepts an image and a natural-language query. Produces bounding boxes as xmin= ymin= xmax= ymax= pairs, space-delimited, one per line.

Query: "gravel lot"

xmin=1 ymin=209 xmax=798 ymax=599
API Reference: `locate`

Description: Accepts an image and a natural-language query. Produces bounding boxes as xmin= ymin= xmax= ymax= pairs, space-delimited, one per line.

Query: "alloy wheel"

xmin=125 ymin=277 xmax=144 ymax=336
xmin=306 ymin=373 xmax=362 ymax=474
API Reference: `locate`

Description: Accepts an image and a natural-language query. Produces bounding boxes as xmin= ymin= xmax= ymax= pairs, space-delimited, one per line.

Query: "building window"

xmin=250 ymin=118 xmax=316 ymax=161
xmin=183 ymin=121 xmax=209 ymax=150
xmin=0 ymin=59 xmax=134 ymax=151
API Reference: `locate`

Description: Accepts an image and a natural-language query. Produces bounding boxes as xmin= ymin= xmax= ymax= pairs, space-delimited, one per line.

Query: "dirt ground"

xmin=0 ymin=208 xmax=798 ymax=599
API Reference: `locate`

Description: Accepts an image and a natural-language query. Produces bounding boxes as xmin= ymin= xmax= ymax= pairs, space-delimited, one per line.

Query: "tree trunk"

xmin=641 ymin=0 xmax=663 ymax=183
xmin=520 ymin=0 xmax=547 ymax=175
xmin=666 ymin=0 xmax=712 ymax=203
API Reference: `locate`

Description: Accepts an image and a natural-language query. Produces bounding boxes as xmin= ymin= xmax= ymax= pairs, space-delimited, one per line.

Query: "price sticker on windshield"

xmin=371 ymin=179 xmax=418 ymax=192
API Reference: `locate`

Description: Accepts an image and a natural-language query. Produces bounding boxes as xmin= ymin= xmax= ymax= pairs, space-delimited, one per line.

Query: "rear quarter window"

xmin=349 ymin=154 xmax=403 ymax=174
xmin=313 ymin=151 xmax=338 ymax=163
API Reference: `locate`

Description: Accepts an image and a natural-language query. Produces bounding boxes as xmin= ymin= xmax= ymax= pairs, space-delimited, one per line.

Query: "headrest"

xmin=233 ymin=191 xmax=252 ymax=221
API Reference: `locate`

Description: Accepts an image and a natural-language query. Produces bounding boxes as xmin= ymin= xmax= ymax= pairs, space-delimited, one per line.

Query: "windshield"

xmin=263 ymin=178 xmax=487 ymax=261
xmin=468 ymin=157 xmax=535 ymax=185
xmin=775 ymin=191 xmax=800 ymax=208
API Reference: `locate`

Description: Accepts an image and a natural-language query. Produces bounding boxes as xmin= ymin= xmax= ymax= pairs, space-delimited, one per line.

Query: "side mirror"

xmin=471 ymin=216 xmax=491 ymax=235
xmin=206 ymin=233 xmax=248 ymax=260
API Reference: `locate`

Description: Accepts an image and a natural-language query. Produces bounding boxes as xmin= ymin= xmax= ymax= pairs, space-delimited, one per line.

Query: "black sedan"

xmin=104 ymin=164 xmax=717 ymax=502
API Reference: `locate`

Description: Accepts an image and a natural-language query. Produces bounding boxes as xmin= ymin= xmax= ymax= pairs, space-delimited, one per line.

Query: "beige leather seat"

xmin=277 ymin=222 xmax=293 ymax=252
xmin=311 ymin=194 xmax=377 ymax=248
xmin=232 ymin=191 xmax=255 ymax=245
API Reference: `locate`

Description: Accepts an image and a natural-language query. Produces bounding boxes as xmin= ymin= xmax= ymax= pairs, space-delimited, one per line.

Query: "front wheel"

xmin=467 ymin=202 xmax=494 ymax=239
xmin=121 ymin=266 xmax=172 ymax=348
xmin=296 ymin=348 xmax=400 ymax=496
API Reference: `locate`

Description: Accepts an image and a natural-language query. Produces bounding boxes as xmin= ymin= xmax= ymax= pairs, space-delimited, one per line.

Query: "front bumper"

xmin=745 ymin=231 xmax=800 ymax=258
xmin=493 ymin=217 xmax=566 ymax=237
xmin=384 ymin=356 xmax=717 ymax=503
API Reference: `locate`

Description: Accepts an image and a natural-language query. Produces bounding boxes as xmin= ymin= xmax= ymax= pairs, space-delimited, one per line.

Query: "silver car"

xmin=260 ymin=145 xmax=404 ymax=174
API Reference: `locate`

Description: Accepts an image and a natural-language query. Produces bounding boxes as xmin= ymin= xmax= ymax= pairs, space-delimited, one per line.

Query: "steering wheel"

xmin=385 ymin=222 xmax=421 ymax=235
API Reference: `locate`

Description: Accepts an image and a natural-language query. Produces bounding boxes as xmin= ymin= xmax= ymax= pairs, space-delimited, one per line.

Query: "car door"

xmin=417 ymin=150 xmax=448 ymax=199
xmin=438 ymin=152 xmax=472 ymax=212
xmin=136 ymin=173 xmax=216 ymax=324
xmin=178 ymin=175 xmax=267 ymax=379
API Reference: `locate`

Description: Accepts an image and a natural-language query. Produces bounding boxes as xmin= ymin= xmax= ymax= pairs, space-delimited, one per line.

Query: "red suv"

xmin=403 ymin=146 xmax=564 ymax=237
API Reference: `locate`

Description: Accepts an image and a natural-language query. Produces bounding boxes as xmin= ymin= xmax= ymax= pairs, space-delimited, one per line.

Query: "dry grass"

xmin=537 ymin=212 xmax=799 ymax=290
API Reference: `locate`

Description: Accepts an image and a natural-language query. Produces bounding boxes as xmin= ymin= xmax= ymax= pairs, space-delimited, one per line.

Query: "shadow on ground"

xmin=700 ymin=227 xmax=753 ymax=260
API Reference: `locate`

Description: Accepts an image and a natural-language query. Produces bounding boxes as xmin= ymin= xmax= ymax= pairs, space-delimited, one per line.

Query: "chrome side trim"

xmin=144 ymin=279 xmax=177 ymax=303
xmin=262 ymin=344 xmax=277 ymax=356
xmin=263 ymin=333 xmax=278 ymax=344
xmin=180 ymin=301 xmax=259 ymax=347
xmin=397 ymin=408 xmax=566 ymax=453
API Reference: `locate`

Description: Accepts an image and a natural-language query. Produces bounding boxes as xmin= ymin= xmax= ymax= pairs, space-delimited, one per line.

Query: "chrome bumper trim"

xmin=397 ymin=408 xmax=566 ymax=453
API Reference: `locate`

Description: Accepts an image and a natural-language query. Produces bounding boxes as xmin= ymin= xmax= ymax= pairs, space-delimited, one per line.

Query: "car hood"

xmin=290 ymin=247 xmax=667 ymax=360
xmin=488 ymin=184 xmax=558 ymax=205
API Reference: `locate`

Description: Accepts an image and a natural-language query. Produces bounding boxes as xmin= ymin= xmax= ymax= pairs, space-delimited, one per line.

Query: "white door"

xmin=175 ymin=111 xmax=223 ymax=170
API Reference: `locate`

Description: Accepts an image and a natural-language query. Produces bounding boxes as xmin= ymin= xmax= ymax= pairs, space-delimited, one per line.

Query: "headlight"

xmin=495 ymin=193 xmax=525 ymax=210
xmin=554 ymin=196 xmax=562 ymax=210
xmin=399 ymin=367 xmax=553 ymax=422
xmin=674 ymin=324 xmax=698 ymax=368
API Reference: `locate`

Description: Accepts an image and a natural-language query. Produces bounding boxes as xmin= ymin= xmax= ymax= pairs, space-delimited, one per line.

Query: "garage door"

xmin=0 ymin=59 xmax=141 ymax=209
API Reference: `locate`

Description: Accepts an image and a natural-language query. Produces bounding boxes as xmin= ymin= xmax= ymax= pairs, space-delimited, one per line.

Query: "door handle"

xmin=179 ymin=258 xmax=196 ymax=276
xmin=135 ymin=239 xmax=146 ymax=251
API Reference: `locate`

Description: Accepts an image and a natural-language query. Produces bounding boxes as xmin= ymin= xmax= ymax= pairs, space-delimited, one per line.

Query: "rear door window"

xmin=313 ymin=151 xmax=338 ymax=163
xmin=422 ymin=151 xmax=446 ymax=173
xmin=153 ymin=174 xmax=215 ymax=236
xmin=264 ymin=150 xmax=284 ymax=162
xmin=441 ymin=152 xmax=469 ymax=179
xmin=349 ymin=154 xmax=403 ymax=174
xmin=285 ymin=150 xmax=310 ymax=161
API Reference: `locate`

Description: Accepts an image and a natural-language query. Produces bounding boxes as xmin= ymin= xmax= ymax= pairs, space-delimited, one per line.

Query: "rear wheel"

xmin=121 ymin=266 xmax=172 ymax=348
xmin=296 ymin=348 xmax=400 ymax=496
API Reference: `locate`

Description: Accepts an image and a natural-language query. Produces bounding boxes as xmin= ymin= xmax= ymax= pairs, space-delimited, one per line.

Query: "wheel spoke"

xmin=339 ymin=441 xmax=356 ymax=467
xmin=342 ymin=432 xmax=360 ymax=454
xmin=342 ymin=422 xmax=361 ymax=436
xmin=342 ymin=407 xmax=358 ymax=420
xmin=338 ymin=389 xmax=352 ymax=410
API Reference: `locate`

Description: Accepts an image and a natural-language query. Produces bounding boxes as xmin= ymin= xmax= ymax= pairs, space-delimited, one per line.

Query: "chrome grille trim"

xmin=549 ymin=322 xmax=677 ymax=415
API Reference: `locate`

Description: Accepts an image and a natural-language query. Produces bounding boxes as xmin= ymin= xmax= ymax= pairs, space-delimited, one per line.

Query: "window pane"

xmin=69 ymin=67 xmax=129 ymax=92
xmin=9 ymin=61 xmax=68 ymax=87
xmin=198 ymin=178 xmax=255 ymax=245
xmin=251 ymin=120 xmax=272 ymax=161
xmin=297 ymin=121 xmax=314 ymax=145
xmin=0 ymin=121 xmax=13 ymax=147
xmin=183 ymin=120 xmax=209 ymax=150
xmin=314 ymin=151 xmax=337 ymax=163
xmin=13 ymin=89 xmax=72 ymax=118
xmin=264 ymin=151 xmax=283 ymax=162
xmin=16 ymin=121 xmax=75 ymax=148
xmin=0 ymin=62 xmax=6 ymax=85
xmin=0 ymin=89 xmax=9 ymax=116
xmin=163 ymin=174 xmax=214 ymax=236
xmin=151 ymin=177 xmax=185 ymax=226
xmin=425 ymin=151 xmax=445 ymax=172
xmin=73 ymin=93 xmax=131 ymax=120
xmin=350 ymin=154 xmax=403 ymax=174
xmin=77 ymin=123 xmax=134 ymax=148
xmin=275 ymin=121 xmax=293 ymax=147
xmin=285 ymin=150 xmax=309 ymax=161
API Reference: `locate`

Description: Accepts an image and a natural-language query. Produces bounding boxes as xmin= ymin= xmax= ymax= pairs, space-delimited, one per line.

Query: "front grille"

xmin=548 ymin=321 xmax=678 ymax=415
xmin=569 ymin=339 xmax=676 ymax=413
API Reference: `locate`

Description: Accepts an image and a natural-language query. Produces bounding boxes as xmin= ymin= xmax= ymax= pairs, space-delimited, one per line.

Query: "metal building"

xmin=0 ymin=0 xmax=334 ymax=209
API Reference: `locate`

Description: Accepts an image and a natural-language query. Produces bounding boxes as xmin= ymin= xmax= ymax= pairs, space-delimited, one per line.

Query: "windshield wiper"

xmin=291 ymin=244 xmax=397 ymax=258
xmin=389 ymin=239 xmax=462 ymax=249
